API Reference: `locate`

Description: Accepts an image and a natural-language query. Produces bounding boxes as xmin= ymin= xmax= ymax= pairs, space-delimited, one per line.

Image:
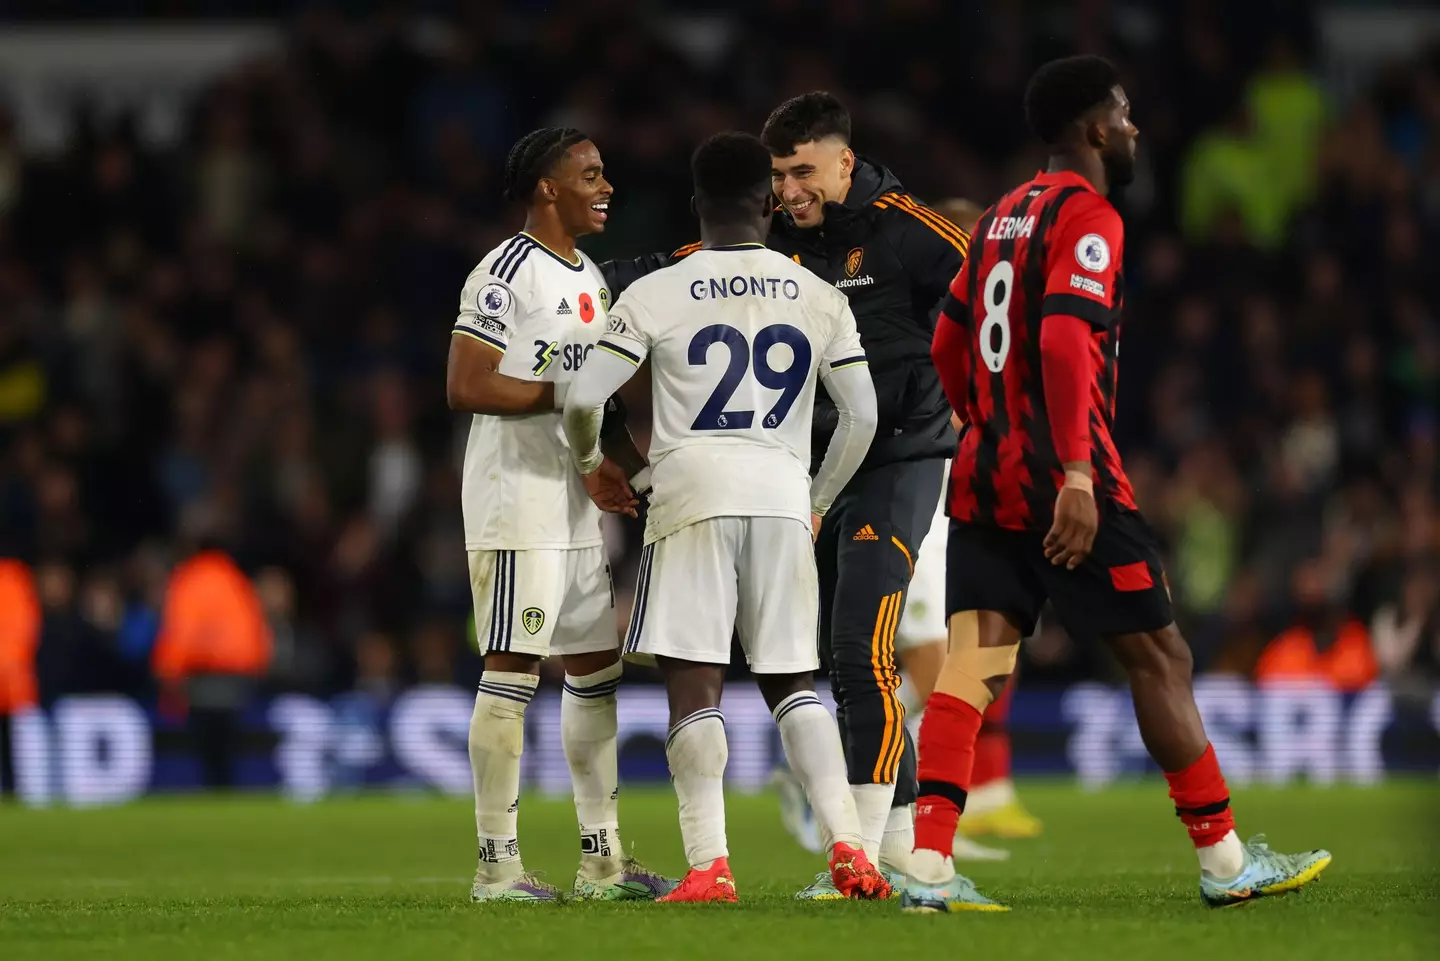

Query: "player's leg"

xmin=958 ymin=671 xmax=1044 ymax=841
xmin=822 ymin=462 xmax=942 ymax=870
xmin=554 ymin=547 xmax=674 ymax=900
xmin=902 ymin=523 xmax=1040 ymax=914
xmin=466 ymin=549 xmax=560 ymax=902
xmin=770 ymin=500 xmax=843 ymax=855
xmin=895 ymin=503 xmax=1010 ymax=863
xmin=1042 ymin=510 xmax=1332 ymax=908
xmin=740 ymin=515 xmax=889 ymax=901
xmin=632 ymin=519 xmax=742 ymax=903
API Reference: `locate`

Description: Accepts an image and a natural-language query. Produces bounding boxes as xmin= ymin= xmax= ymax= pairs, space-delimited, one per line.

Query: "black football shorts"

xmin=945 ymin=508 xmax=1174 ymax=642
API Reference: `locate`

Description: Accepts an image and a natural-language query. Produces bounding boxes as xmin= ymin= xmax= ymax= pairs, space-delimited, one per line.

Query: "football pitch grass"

xmin=1 ymin=781 xmax=1435 ymax=960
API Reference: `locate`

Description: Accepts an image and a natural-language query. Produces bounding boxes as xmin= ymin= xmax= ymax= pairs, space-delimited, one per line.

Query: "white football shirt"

xmin=596 ymin=244 xmax=866 ymax=543
xmin=453 ymin=232 xmax=614 ymax=550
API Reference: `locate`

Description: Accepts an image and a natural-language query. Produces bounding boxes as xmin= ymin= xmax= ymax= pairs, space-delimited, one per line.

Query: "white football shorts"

xmin=469 ymin=546 xmax=617 ymax=658
xmin=623 ymin=515 xmax=820 ymax=674
xmin=897 ymin=495 xmax=949 ymax=652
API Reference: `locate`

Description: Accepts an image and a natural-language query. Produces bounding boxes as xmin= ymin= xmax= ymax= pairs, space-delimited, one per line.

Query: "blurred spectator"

xmin=0 ymin=558 xmax=39 ymax=798
xmin=1370 ymin=564 xmax=1439 ymax=699
xmin=0 ymin=558 xmax=39 ymax=717
xmin=1254 ymin=559 xmax=1379 ymax=692
xmin=0 ymin=3 xmax=1433 ymax=706
xmin=152 ymin=539 xmax=272 ymax=789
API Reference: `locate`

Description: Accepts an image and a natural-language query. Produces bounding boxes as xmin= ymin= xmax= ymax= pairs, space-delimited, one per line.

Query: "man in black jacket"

xmin=602 ymin=93 xmax=968 ymax=896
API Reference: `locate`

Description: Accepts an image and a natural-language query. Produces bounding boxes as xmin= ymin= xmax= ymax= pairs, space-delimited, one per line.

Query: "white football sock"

xmin=469 ymin=671 xmax=537 ymax=884
xmin=965 ymin=777 xmax=1017 ymax=815
xmin=1197 ymin=830 xmax=1246 ymax=879
xmin=880 ymin=804 xmax=914 ymax=873
xmin=665 ymin=709 xmax=729 ymax=869
xmin=772 ymin=691 xmax=863 ymax=854
xmin=850 ymin=781 xmax=897 ymax=865
xmin=563 ymin=661 xmax=624 ymax=879
xmin=908 ymin=848 xmax=956 ymax=885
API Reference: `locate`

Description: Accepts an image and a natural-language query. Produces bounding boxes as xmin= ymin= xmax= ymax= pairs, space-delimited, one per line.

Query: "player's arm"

xmin=562 ymin=304 xmax=652 ymax=515
xmin=812 ymin=303 xmax=879 ymax=532
xmin=930 ymin=260 xmax=974 ymax=417
xmin=597 ymin=393 xmax=652 ymax=495
xmin=447 ymin=337 xmax=558 ymax=414
xmin=1039 ymin=198 xmax=1124 ymax=568
xmin=886 ymin=196 xmax=970 ymax=319
xmin=599 ymin=243 xmax=697 ymax=297
xmin=447 ymin=276 xmax=559 ymax=414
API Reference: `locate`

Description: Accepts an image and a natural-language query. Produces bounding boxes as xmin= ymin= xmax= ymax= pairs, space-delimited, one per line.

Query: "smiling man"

xmin=448 ymin=126 xmax=671 ymax=904
xmin=755 ymin=92 xmax=970 ymax=899
xmin=600 ymin=95 xmax=969 ymax=897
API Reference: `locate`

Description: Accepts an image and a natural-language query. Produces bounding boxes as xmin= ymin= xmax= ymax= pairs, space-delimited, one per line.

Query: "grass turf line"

xmin=0 ymin=782 xmax=1436 ymax=961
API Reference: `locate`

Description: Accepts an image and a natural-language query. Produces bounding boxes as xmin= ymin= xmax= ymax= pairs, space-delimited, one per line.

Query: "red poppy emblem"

xmin=579 ymin=292 xmax=595 ymax=323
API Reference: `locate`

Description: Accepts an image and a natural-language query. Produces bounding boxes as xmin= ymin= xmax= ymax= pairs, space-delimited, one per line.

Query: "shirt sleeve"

xmin=810 ymin=363 xmax=878 ymax=517
xmin=593 ymin=295 xmax=654 ymax=369
xmin=563 ymin=348 xmax=641 ymax=475
xmin=887 ymin=197 xmax=970 ymax=322
xmin=453 ymin=270 xmax=519 ymax=353
xmin=818 ymin=298 xmax=867 ymax=373
xmin=1041 ymin=195 xmax=1124 ymax=329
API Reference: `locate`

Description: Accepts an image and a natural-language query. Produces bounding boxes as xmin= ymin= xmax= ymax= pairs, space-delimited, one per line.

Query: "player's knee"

xmin=561 ymin=648 xmax=620 ymax=677
xmin=934 ymin=645 xmax=1016 ymax=711
xmin=933 ymin=612 xmax=1018 ymax=711
xmin=755 ymin=673 xmax=814 ymax=714
xmin=484 ymin=651 xmax=540 ymax=675
xmin=1110 ymin=623 xmax=1192 ymax=686
xmin=829 ymin=639 xmax=894 ymax=685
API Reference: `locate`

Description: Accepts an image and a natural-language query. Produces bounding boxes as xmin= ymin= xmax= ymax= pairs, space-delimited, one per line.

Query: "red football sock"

xmin=972 ymin=678 xmax=1014 ymax=787
xmin=913 ymin=692 xmax=984 ymax=856
xmin=1163 ymin=743 xmax=1236 ymax=848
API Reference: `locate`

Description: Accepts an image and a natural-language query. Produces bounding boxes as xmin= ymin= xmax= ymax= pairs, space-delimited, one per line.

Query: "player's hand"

xmin=1044 ymin=486 xmax=1097 ymax=570
xmin=811 ymin=513 xmax=823 ymax=542
xmin=583 ymin=458 xmax=639 ymax=518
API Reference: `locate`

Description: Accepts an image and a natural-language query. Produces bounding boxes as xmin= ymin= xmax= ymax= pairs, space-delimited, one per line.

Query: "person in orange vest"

xmin=0 ymin=558 xmax=41 ymax=799
xmin=1254 ymin=560 xmax=1378 ymax=693
xmin=151 ymin=543 xmax=272 ymax=789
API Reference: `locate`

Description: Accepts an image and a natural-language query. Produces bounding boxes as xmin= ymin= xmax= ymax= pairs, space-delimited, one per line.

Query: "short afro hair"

xmin=760 ymin=91 xmax=851 ymax=157
xmin=692 ymin=131 xmax=772 ymax=222
xmin=503 ymin=127 xmax=589 ymax=203
xmin=1024 ymin=56 xmax=1122 ymax=146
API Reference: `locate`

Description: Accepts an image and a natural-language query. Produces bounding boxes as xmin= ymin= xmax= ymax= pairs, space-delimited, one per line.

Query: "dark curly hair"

xmin=760 ymin=91 xmax=851 ymax=157
xmin=692 ymin=131 xmax=772 ymax=223
xmin=502 ymin=127 xmax=589 ymax=203
xmin=1023 ymin=56 xmax=1122 ymax=146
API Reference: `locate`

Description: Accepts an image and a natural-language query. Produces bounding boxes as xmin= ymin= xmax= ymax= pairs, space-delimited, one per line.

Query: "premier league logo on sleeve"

xmin=477 ymin=282 xmax=513 ymax=319
xmin=1075 ymin=234 xmax=1111 ymax=273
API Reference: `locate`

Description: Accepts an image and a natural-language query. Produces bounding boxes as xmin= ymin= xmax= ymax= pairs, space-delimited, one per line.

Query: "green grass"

xmin=1 ymin=781 xmax=1436 ymax=960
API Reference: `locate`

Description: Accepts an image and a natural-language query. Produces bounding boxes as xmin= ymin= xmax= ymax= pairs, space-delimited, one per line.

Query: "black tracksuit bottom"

xmin=816 ymin=458 xmax=945 ymax=807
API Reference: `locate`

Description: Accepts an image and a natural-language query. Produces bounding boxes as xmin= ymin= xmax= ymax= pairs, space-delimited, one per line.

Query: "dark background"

xmin=0 ymin=0 xmax=1435 ymax=712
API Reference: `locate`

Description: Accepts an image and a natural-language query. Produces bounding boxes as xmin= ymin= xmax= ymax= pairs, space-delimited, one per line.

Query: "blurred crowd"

xmin=0 ymin=1 xmax=1436 ymax=715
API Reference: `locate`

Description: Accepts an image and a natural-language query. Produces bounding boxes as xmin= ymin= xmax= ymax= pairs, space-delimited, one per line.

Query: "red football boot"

xmin=828 ymin=842 xmax=892 ymax=900
xmin=656 ymin=858 xmax=738 ymax=903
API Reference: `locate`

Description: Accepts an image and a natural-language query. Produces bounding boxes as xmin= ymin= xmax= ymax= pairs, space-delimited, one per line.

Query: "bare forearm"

xmin=447 ymin=372 xmax=555 ymax=415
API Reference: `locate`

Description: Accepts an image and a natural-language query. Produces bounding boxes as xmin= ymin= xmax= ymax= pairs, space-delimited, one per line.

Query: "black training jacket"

xmin=601 ymin=158 xmax=968 ymax=474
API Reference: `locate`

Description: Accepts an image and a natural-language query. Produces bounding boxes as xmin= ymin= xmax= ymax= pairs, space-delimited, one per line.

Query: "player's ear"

xmin=1084 ymin=116 xmax=1107 ymax=152
xmin=539 ymin=177 xmax=558 ymax=203
xmin=690 ymin=195 xmax=699 ymax=219
xmin=839 ymin=146 xmax=855 ymax=178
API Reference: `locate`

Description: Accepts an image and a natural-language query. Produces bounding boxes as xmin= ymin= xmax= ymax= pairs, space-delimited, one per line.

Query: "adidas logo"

xmin=852 ymin=525 xmax=879 ymax=541
xmin=556 ymin=298 xmax=572 ymax=315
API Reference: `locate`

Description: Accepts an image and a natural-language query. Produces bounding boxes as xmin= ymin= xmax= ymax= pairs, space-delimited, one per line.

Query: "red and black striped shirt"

xmin=933 ymin=170 xmax=1137 ymax=532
